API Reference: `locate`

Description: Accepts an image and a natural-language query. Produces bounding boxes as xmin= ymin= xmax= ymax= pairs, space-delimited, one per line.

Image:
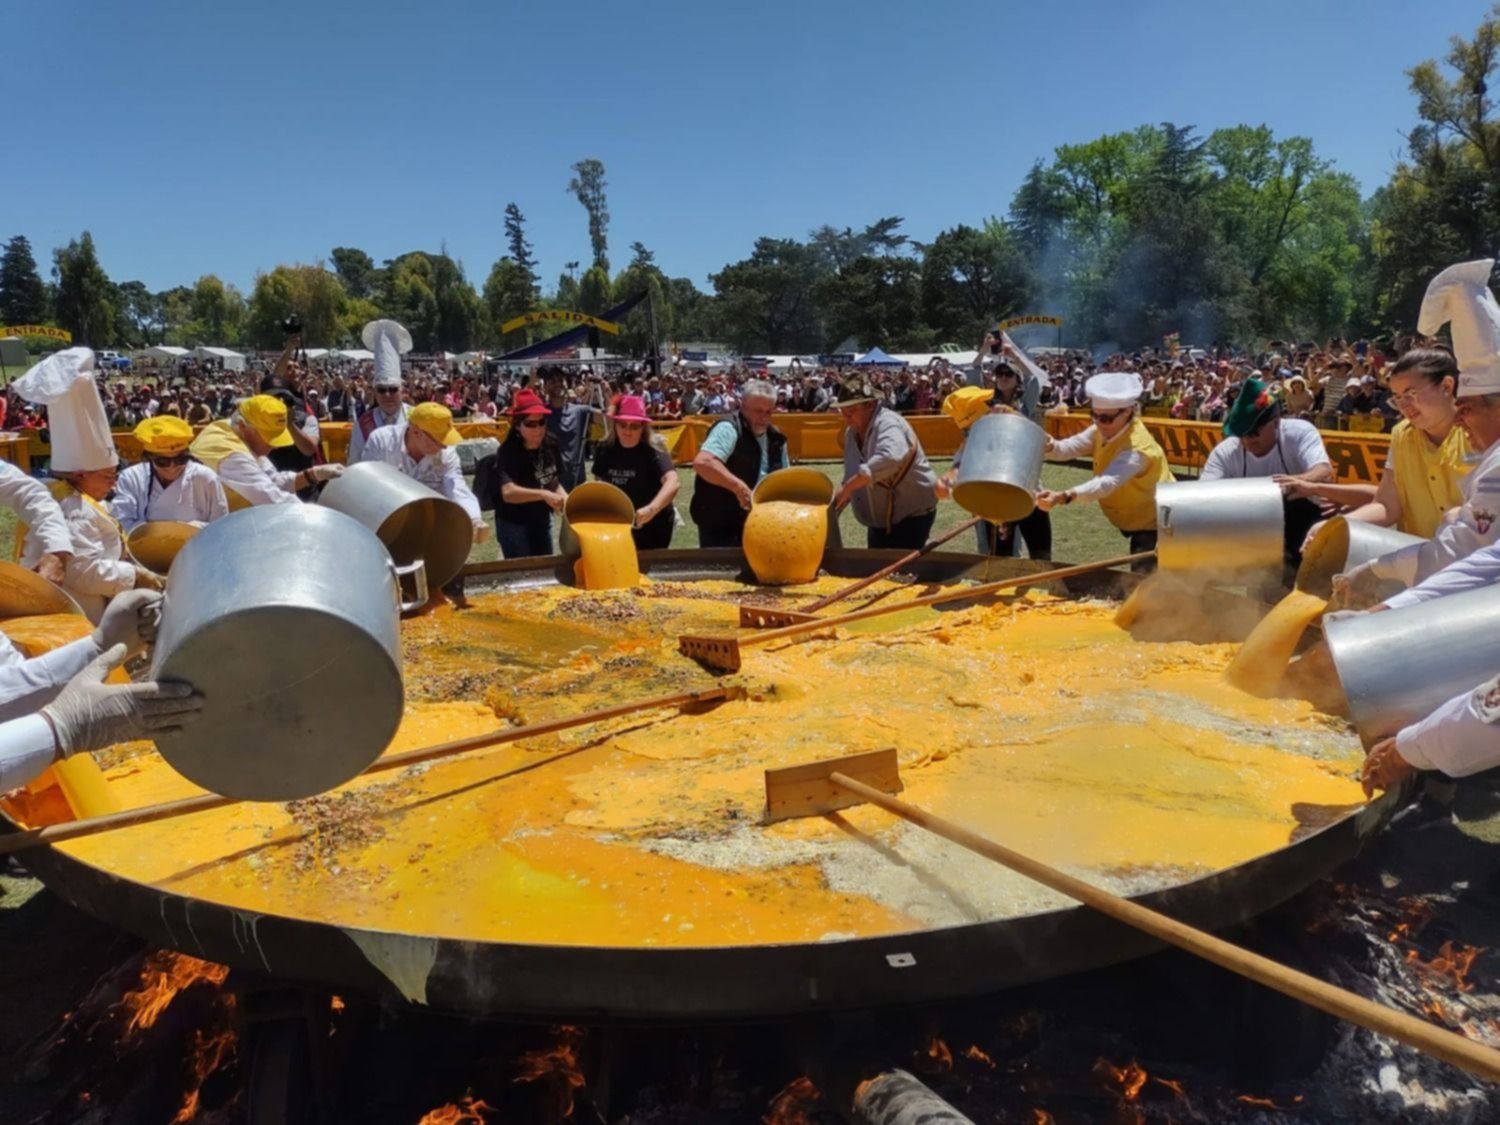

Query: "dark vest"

xmin=689 ymin=414 xmax=787 ymax=533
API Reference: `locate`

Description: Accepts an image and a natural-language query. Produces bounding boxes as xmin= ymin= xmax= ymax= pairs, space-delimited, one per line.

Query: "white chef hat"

xmin=14 ymin=347 xmax=116 ymax=473
xmin=362 ymin=319 xmax=413 ymax=389
xmin=1084 ymin=371 xmax=1143 ymax=410
xmin=1418 ymin=258 xmax=1500 ymax=398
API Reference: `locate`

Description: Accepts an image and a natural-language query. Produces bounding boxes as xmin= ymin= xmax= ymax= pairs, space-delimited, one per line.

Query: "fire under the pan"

xmin=7 ymin=574 xmax=1366 ymax=949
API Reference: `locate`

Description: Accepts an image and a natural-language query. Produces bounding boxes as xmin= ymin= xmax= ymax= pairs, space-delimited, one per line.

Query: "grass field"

xmin=0 ymin=461 xmax=1120 ymax=569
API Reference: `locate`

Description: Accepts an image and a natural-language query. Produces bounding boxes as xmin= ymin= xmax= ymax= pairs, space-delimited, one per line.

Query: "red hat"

xmin=609 ymin=394 xmax=651 ymax=422
xmin=509 ymin=388 xmax=551 ymax=417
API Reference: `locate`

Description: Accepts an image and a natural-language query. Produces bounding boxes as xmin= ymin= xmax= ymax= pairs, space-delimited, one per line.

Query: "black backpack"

xmin=472 ymin=453 xmax=499 ymax=513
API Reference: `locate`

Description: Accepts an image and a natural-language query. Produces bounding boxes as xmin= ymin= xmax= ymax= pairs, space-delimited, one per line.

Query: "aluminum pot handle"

xmin=392 ymin=559 xmax=430 ymax=614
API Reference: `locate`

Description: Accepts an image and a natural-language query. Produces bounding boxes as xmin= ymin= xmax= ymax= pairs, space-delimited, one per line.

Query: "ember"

xmin=1093 ymin=1057 xmax=1149 ymax=1100
xmin=764 ymin=1076 xmax=820 ymax=1124
xmin=1235 ymin=1093 xmax=1304 ymax=1108
xmin=170 ymin=1026 xmax=236 ymax=1125
xmin=418 ymin=1095 xmax=495 ymax=1124
xmin=1410 ymin=940 xmax=1483 ymax=993
xmin=963 ymin=1043 xmax=997 ymax=1068
xmin=923 ymin=1035 xmax=954 ymax=1071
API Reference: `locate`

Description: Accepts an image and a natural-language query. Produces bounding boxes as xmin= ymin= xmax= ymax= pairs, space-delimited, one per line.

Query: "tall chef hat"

xmin=14 ymin=347 xmax=117 ymax=473
xmin=1418 ymin=259 xmax=1500 ymax=398
xmin=362 ymin=319 xmax=413 ymax=389
xmin=1083 ymin=371 xmax=1143 ymax=410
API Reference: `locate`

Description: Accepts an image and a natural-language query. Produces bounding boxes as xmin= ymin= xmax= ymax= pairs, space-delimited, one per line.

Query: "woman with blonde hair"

xmin=591 ymin=395 xmax=679 ymax=549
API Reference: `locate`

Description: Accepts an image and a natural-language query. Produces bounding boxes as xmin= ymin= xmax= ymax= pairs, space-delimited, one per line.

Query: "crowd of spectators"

xmin=1 ymin=336 xmax=1411 ymax=437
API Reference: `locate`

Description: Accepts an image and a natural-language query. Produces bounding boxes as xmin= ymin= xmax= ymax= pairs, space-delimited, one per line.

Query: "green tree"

xmin=52 ymin=232 xmax=116 ymax=347
xmin=112 ymin=281 xmax=159 ymax=346
xmin=567 ymin=158 xmax=610 ymax=271
xmin=186 ymin=275 xmax=247 ymax=344
xmin=330 ymin=247 xmax=380 ymax=301
xmin=246 ymin=264 xmax=349 ymax=347
xmin=504 ymin=203 xmax=539 ymax=303
xmin=817 ymin=255 xmax=925 ymax=351
xmin=575 ymin=265 xmax=612 ymax=316
xmin=920 ymin=222 xmax=1033 ymax=343
xmin=156 ymin=286 xmax=195 ymax=346
xmin=380 ymin=252 xmax=482 ymax=352
xmin=710 ymin=238 xmax=825 ymax=352
xmin=0 ymin=236 xmax=49 ymax=325
xmin=483 ymin=259 xmax=538 ymax=349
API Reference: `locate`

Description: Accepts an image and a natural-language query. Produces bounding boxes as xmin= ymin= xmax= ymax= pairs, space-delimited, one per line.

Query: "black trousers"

xmin=979 ymin=507 xmax=1053 ymax=561
xmin=868 ymin=509 xmax=937 ymax=551
xmin=697 ymin=523 xmax=743 ymax=549
xmin=633 ymin=511 xmax=675 ymax=551
xmin=1122 ymin=528 xmax=1158 ymax=572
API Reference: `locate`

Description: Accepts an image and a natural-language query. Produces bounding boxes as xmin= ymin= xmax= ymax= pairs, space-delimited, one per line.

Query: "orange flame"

xmin=1386 ymin=898 xmax=1434 ymax=944
xmin=1152 ymin=1076 xmax=1186 ymax=1100
xmin=1410 ymin=941 xmax=1483 ymax=993
xmin=1031 ymin=1111 xmax=1054 ymax=1125
xmin=1093 ymin=1057 xmax=1148 ymax=1100
xmin=118 ymin=951 xmax=229 ymax=1039
xmin=513 ymin=1026 xmax=586 ymax=1119
xmin=418 ymin=1095 xmax=495 ymax=1124
xmin=170 ymin=1027 xmax=237 ymax=1124
xmin=1236 ymin=1093 xmax=1305 ymax=1109
xmin=924 ymin=1036 xmax=954 ymax=1072
xmin=963 ymin=1044 xmax=996 ymax=1069
xmin=764 ymin=1076 xmax=820 ymax=1124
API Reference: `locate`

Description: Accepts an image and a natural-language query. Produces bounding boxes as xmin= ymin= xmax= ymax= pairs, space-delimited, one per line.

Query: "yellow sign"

xmin=998 ymin=315 xmax=1063 ymax=331
xmin=0 ymin=325 xmax=72 ymax=343
xmin=500 ymin=310 xmax=620 ymax=336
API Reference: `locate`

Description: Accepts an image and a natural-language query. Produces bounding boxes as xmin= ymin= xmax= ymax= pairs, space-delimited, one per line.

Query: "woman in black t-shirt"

xmin=590 ymin=395 xmax=680 ymax=550
xmin=492 ymin=388 xmax=566 ymax=558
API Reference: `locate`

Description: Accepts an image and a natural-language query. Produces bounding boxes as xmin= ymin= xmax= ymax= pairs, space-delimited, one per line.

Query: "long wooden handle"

xmin=743 ymin=551 xmax=1152 ymax=650
xmin=829 ymin=771 xmax=1500 ymax=1084
xmin=0 ymin=685 xmax=738 ymax=856
xmin=803 ymin=517 xmax=983 ymax=613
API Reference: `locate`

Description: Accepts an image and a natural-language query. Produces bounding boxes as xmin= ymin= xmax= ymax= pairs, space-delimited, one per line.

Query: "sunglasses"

xmin=376 ymin=386 xmax=402 ymax=395
xmin=150 ymin=452 xmax=191 ymax=466
xmin=1090 ymin=409 xmax=1127 ymax=424
xmin=519 ymin=419 xmax=547 ymax=429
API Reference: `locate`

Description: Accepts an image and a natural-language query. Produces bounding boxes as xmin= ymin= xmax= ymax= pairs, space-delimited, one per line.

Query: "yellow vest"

xmin=1388 ymin=419 xmax=1472 ymax=538
xmin=189 ymin=421 xmax=255 ymax=510
xmin=1092 ymin=418 xmax=1173 ymax=533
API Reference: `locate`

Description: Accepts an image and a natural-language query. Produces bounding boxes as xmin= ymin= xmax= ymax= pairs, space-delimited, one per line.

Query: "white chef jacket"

xmin=1397 ymin=675 xmax=1500 ymax=778
xmin=20 ymin=489 xmax=136 ymax=623
xmin=1369 ymin=439 xmax=1500 ymax=588
xmin=216 ymin=450 xmax=300 ymax=507
xmin=1199 ymin=419 xmax=1331 ymax=481
xmin=0 ymin=460 xmax=73 ymax=559
xmin=110 ymin=461 xmax=229 ymax=531
xmin=0 ymin=631 xmax=104 ymax=792
xmin=1382 ymin=539 xmax=1500 ymax=610
xmin=1045 ymin=425 xmax=1147 ymax=502
xmin=360 ymin=422 xmax=482 ymax=523
xmin=346 ymin=403 xmax=411 ymax=465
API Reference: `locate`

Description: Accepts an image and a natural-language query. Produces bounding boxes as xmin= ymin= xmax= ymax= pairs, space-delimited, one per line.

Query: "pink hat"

xmin=609 ymin=394 xmax=651 ymax=422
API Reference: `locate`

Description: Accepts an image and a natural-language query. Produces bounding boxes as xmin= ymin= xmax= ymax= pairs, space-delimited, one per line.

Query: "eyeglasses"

xmin=1090 ymin=409 xmax=1127 ymax=424
xmin=1388 ymin=384 xmax=1437 ymax=409
xmin=150 ymin=452 xmax=191 ymax=467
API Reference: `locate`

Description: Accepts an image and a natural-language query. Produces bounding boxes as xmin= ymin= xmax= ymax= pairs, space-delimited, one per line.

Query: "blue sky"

xmin=4 ymin=0 xmax=1487 ymax=295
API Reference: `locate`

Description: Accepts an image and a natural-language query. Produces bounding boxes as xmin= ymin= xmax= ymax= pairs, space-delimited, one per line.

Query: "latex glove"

xmin=307 ymin=463 xmax=344 ymax=483
xmin=37 ymin=552 xmax=69 ymax=584
xmin=93 ymin=589 xmax=164 ymax=659
xmin=471 ymin=521 xmax=492 ymax=545
xmin=41 ymin=644 xmax=204 ymax=757
xmin=132 ymin=565 xmax=167 ymax=591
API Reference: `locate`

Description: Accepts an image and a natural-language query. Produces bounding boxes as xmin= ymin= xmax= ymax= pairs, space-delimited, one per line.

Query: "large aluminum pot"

xmin=1325 ymin=583 xmax=1500 ymax=746
xmin=1156 ymin=478 xmax=1284 ymax=573
xmin=1295 ymin=517 xmax=1424 ymax=597
xmin=952 ymin=412 xmax=1045 ymax=523
xmin=150 ymin=505 xmax=405 ymax=801
xmin=558 ymin=481 xmax=636 ymax=559
xmin=319 ymin=461 xmax=472 ymax=590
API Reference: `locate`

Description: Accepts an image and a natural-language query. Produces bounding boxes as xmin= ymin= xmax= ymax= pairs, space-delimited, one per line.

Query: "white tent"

xmin=455 ymin=351 xmax=487 ymax=365
xmin=193 ymin=346 xmax=246 ymax=371
xmin=300 ymin=348 xmax=332 ymax=361
xmin=337 ymin=348 xmax=374 ymax=361
xmin=137 ymin=345 xmax=189 ymax=363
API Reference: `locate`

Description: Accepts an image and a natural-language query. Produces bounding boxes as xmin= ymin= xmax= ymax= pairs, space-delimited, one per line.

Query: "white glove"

xmin=41 ymin=644 xmax=204 ymax=757
xmin=308 ymin=463 xmax=344 ymax=483
xmin=93 ymin=590 xmax=164 ymax=659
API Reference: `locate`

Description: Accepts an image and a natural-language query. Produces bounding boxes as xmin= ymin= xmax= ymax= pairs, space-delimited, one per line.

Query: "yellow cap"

xmin=238 ymin=395 xmax=294 ymax=448
xmin=409 ymin=402 xmax=460 ymax=447
xmin=941 ymin=385 xmax=995 ymax=431
xmin=133 ymin=415 xmax=194 ymax=456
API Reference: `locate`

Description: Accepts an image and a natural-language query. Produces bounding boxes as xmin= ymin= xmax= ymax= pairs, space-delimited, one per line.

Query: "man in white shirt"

xmin=1200 ymin=377 xmax=1334 ymax=568
xmin=0 ymin=460 xmax=72 ymax=584
xmin=111 ymin=416 xmax=228 ymax=530
xmin=190 ymin=395 xmax=342 ymax=508
xmin=1361 ymin=674 xmax=1500 ymax=798
xmin=359 ymin=402 xmax=489 ymax=544
xmin=347 ymin=320 xmax=413 ymax=464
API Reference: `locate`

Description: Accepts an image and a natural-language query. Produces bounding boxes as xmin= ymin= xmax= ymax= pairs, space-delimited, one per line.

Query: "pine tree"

xmin=503 ymin=203 xmax=539 ymax=304
xmin=0 ymin=235 xmax=50 ymax=325
xmin=52 ymin=232 xmax=116 ymax=346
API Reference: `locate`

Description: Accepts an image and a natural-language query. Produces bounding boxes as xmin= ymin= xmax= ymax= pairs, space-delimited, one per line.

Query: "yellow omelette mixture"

xmin=2 ymin=576 xmax=1365 ymax=948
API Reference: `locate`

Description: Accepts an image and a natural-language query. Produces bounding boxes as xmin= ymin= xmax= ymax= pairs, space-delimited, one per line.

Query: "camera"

xmin=282 ymin=314 xmax=304 ymax=338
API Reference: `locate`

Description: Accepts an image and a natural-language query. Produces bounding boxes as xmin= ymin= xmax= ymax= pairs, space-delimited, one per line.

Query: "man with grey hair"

xmin=689 ymin=379 xmax=789 ymax=548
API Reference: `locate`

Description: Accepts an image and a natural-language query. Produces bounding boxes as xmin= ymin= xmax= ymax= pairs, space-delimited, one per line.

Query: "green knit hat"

xmin=1222 ymin=377 xmax=1282 ymax=438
